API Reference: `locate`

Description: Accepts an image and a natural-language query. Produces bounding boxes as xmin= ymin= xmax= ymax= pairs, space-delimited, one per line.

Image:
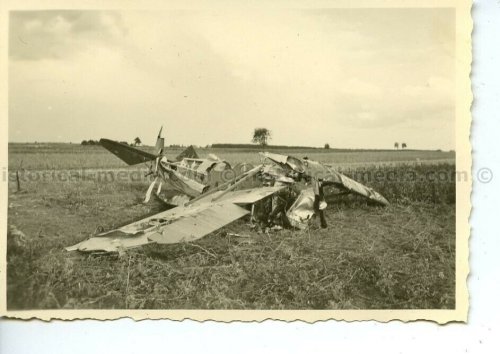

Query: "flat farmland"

xmin=6 ymin=143 xmax=456 ymax=310
xmin=8 ymin=143 xmax=454 ymax=169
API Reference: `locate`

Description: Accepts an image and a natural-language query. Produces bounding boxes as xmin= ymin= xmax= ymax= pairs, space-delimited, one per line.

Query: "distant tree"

xmin=252 ymin=128 xmax=272 ymax=146
xmin=394 ymin=142 xmax=399 ymax=150
xmin=133 ymin=137 xmax=142 ymax=146
xmin=402 ymin=142 xmax=407 ymax=149
xmin=81 ymin=140 xmax=88 ymax=146
xmin=324 ymin=143 xmax=330 ymax=149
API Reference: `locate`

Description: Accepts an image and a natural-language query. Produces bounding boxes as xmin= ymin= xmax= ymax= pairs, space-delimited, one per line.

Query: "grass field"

xmin=6 ymin=144 xmax=456 ymax=310
xmin=8 ymin=143 xmax=455 ymax=169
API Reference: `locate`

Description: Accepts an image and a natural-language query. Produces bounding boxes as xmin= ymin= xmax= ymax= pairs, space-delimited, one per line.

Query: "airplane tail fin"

xmin=100 ymin=128 xmax=199 ymax=166
xmin=155 ymin=126 xmax=164 ymax=154
xmin=175 ymin=145 xmax=199 ymax=161
xmin=99 ymin=139 xmax=156 ymax=166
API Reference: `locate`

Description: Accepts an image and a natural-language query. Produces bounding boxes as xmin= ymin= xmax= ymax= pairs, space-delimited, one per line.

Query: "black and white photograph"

xmin=1 ymin=0 xmax=471 ymax=322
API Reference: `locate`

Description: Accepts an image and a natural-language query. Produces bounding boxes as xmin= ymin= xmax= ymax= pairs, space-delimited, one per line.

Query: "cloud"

xmin=403 ymin=76 xmax=454 ymax=102
xmin=8 ymin=9 xmax=456 ymax=149
xmin=9 ymin=11 xmax=126 ymax=60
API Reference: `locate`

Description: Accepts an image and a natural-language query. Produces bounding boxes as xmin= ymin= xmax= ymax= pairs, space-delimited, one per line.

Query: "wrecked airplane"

xmin=67 ymin=129 xmax=389 ymax=253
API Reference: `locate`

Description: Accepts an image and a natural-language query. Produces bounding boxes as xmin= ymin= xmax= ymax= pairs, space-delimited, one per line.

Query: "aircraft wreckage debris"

xmin=67 ymin=129 xmax=389 ymax=253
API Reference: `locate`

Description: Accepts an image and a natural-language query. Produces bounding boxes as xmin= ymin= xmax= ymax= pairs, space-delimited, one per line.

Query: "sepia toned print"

xmin=0 ymin=0 xmax=471 ymax=323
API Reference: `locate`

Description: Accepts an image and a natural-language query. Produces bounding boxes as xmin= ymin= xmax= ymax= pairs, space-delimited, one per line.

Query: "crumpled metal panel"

xmin=197 ymin=160 xmax=218 ymax=173
xmin=286 ymin=188 xmax=326 ymax=229
xmin=286 ymin=189 xmax=314 ymax=229
xmin=261 ymin=152 xmax=289 ymax=164
xmin=163 ymin=166 xmax=208 ymax=197
xmin=302 ymin=161 xmax=388 ymax=205
xmin=261 ymin=152 xmax=305 ymax=173
xmin=262 ymin=152 xmax=388 ymax=206
xmin=212 ymin=161 xmax=231 ymax=172
xmin=303 ymin=160 xmax=342 ymax=184
xmin=262 ymin=164 xmax=286 ymax=178
xmin=337 ymin=174 xmax=389 ymax=206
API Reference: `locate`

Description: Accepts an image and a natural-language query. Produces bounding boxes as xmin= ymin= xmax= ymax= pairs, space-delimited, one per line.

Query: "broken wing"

xmin=66 ymin=186 xmax=282 ymax=253
xmin=66 ymin=202 xmax=249 ymax=252
xmin=332 ymin=172 xmax=389 ymax=206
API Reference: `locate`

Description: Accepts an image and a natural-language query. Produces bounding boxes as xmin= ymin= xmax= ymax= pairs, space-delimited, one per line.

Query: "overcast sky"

xmin=9 ymin=9 xmax=455 ymax=149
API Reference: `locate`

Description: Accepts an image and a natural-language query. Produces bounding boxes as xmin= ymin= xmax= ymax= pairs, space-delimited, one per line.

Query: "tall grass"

xmin=339 ymin=163 xmax=456 ymax=204
xmin=6 ymin=145 xmax=456 ymax=310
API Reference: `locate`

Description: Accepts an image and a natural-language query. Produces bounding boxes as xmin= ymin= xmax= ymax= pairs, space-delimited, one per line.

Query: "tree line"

xmin=81 ymin=129 xmax=409 ymax=151
xmin=81 ymin=137 xmax=143 ymax=146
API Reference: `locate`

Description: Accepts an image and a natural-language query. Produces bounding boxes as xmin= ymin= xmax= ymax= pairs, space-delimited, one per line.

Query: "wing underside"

xmin=66 ymin=186 xmax=282 ymax=253
xmin=148 ymin=203 xmax=249 ymax=244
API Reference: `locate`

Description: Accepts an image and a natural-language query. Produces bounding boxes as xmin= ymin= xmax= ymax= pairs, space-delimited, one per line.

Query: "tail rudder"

xmin=99 ymin=139 xmax=156 ymax=166
xmin=175 ymin=145 xmax=199 ymax=161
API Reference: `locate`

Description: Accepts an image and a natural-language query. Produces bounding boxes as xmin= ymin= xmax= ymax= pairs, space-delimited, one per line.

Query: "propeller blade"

xmin=144 ymin=161 xmax=154 ymax=177
xmin=156 ymin=181 xmax=163 ymax=195
xmin=144 ymin=177 xmax=158 ymax=203
xmin=155 ymin=157 xmax=160 ymax=173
